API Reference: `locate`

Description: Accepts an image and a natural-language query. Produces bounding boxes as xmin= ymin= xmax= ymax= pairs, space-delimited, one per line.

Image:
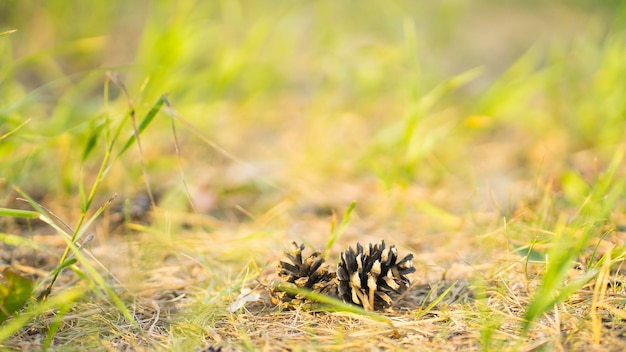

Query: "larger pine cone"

xmin=270 ymin=242 xmax=336 ymax=308
xmin=336 ymin=241 xmax=415 ymax=311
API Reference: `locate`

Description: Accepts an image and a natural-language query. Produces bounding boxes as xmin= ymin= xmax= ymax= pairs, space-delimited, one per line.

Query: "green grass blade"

xmin=81 ymin=124 xmax=102 ymax=163
xmin=588 ymin=229 xmax=613 ymax=270
xmin=0 ymin=207 xmax=40 ymax=219
xmin=73 ymin=194 xmax=116 ymax=244
xmin=0 ymin=233 xmax=53 ymax=253
xmin=275 ymin=283 xmax=392 ymax=326
xmin=13 ymin=189 xmax=70 ymax=237
xmin=117 ymin=95 xmax=165 ymax=157
xmin=324 ymin=201 xmax=356 ymax=257
xmin=522 ymin=268 xmax=597 ymax=332
xmin=513 ymin=243 xmax=545 ymax=262
xmin=415 ymin=281 xmax=457 ymax=319
xmin=50 ymin=258 xmax=78 ymax=277
xmin=0 ymin=118 xmax=30 ymax=142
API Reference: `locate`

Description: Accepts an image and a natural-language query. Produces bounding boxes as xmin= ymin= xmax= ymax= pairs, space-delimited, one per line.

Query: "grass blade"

xmin=0 ymin=207 xmax=40 ymax=219
xmin=415 ymin=281 xmax=457 ymax=319
xmin=275 ymin=283 xmax=392 ymax=326
xmin=0 ymin=118 xmax=30 ymax=142
xmin=0 ymin=29 xmax=17 ymax=36
xmin=324 ymin=201 xmax=356 ymax=258
xmin=0 ymin=233 xmax=53 ymax=253
xmin=523 ymin=268 xmax=597 ymax=333
xmin=117 ymin=95 xmax=165 ymax=157
xmin=81 ymin=124 xmax=103 ymax=163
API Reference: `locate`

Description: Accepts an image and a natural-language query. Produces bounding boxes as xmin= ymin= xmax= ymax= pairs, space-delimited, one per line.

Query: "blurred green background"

xmin=2 ymin=1 xmax=626 ymax=225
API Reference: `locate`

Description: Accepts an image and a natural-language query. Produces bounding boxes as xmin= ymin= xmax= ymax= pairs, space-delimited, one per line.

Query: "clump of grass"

xmin=522 ymin=147 xmax=625 ymax=332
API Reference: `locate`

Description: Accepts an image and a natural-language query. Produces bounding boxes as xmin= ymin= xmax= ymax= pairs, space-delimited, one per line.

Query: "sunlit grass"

xmin=2 ymin=1 xmax=626 ymax=350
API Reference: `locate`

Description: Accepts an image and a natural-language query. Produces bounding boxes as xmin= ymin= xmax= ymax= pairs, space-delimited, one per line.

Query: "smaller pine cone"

xmin=336 ymin=241 xmax=415 ymax=311
xmin=270 ymin=241 xmax=336 ymax=308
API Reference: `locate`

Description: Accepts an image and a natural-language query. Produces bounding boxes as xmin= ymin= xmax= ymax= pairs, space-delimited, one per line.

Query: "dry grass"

xmin=3 ymin=1 xmax=626 ymax=351
xmin=5 ymin=196 xmax=626 ymax=351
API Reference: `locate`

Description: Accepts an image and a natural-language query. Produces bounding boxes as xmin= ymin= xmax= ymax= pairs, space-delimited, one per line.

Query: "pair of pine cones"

xmin=270 ymin=241 xmax=415 ymax=311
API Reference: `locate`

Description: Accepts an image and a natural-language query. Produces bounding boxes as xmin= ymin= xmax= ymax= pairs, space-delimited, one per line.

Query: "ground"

xmin=1 ymin=1 xmax=626 ymax=351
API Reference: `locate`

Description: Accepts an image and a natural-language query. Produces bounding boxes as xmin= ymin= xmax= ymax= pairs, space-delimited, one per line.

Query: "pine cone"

xmin=270 ymin=242 xmax=336 ymax=308
xmin=336 ymin=241 xmax=415 ymax=311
